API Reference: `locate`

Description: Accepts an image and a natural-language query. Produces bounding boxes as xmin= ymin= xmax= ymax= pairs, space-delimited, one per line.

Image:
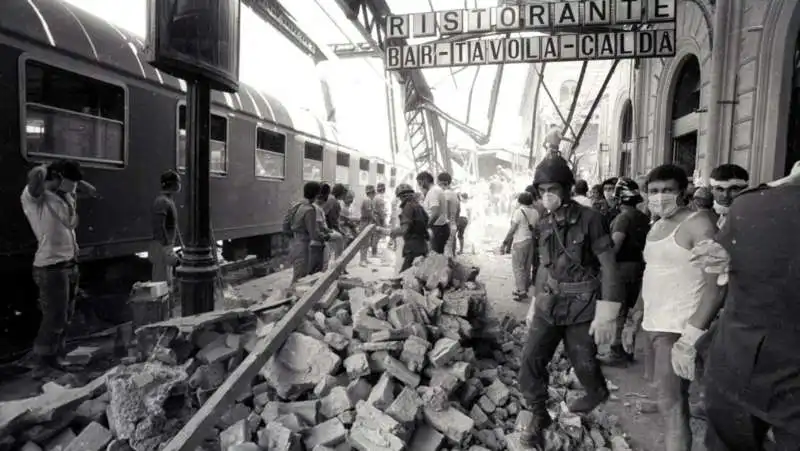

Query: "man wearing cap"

xmin=390 ymin=183 xmax=429 ymax=272
xmin=21 ymin=159 xmax=98 ymax=377
xmin=517 ymin=155 xmax=621 ymax=447
xmin=151 ymin=170 xmax=181 ymax=286
xmin=416 ymin=171 xmax=449 ymax=254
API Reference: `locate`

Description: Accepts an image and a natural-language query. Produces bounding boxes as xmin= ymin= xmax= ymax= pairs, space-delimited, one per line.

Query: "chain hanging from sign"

xmin=384 ymin=0 xmax=677 ymax=70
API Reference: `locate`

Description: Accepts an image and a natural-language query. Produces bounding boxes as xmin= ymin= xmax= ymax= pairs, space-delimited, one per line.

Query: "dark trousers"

xmin=644 ymin=331 xmax=692 ymax=451
xmin=613 ymin=262 xmax=644 ymax=347
xmin=430 ymin=224 xmax=450 ymax=254
xmin=706 ymin=384 xmax=800 ymax=451
xmin=308 ymin=245 xmax=325 ymax=275
xmin=33 ymin=262 xmax=79 ymax=357
xmin=519 ymin=315 xmax=608 ymax=408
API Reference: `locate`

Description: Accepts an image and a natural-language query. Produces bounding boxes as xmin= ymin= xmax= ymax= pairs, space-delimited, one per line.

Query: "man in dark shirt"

xmin=390 ymin=183 xmax=429 ymax=271
xmin=150 ymin=170 xmax=180 ymax=285
xmin=684 ymin=170 xmax=800 ymax=450
xmin=600 ymin=177 xmax=650 ymax=366
xmin=323 ymin=183 xmax=346 ymax=263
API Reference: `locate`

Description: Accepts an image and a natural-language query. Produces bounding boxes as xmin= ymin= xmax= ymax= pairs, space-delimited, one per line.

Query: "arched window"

xmin=670 ymin=55 xmax=701 ymax=176
xmin=619 ymin=100 xmax=633 ymax=177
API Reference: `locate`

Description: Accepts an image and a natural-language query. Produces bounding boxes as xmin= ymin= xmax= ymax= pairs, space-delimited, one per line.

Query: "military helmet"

xmin=614 ymin=177 xmax=643 ymax=205
xmin=395 ymin=183 xmax=414 ymax=197
xmin=533 ymin=155 xmax=575 ymax=187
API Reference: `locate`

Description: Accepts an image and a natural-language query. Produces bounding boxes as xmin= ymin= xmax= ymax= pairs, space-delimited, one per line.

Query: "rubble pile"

xmin=0 ymin=254 xmax=630 ymax=451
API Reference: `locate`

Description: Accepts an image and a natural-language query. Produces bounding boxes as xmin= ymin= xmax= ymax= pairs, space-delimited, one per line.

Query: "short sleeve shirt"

xmin=611 ymin=208 xmax=650 ymax=263
xmin=423 ymin=185 xmax=448 ymax=226
xmin=511 ymin=206 xmax=539 ymax=244
xmin=152 ymin=194 xmax=178 ymax=245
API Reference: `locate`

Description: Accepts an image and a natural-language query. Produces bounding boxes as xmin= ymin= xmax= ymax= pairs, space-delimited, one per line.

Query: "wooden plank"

xmin=162 ymin=225 xmax=376 ymax=451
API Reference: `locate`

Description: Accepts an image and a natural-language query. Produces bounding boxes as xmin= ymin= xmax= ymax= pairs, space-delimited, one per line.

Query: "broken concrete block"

xmin=344 ymin=353 xmax=371 ymax=379
xmin=429 ymin=369 xmax=460 ymax=397
xmin=382 ymin=354 xmax=421 ymax=387
xmin=63 ymin=422 xmax=112 ymax=451
xmin=229 ymin=443 xmax=261 ymax=451
xmin=485 ymin=379 xmax=511 ymax=406
xmin=348 ymin=424 xmax=405 ymax=451
xmin=196 ymin=340 xmax=238 ymax=365
xmin=346 ymin=379 xmax=373 ymax=404
xmin=365 ymin=293 xmax=391 ymax=310
xmin=387 ymin=304 xmax=416 ymax=329
xmin=369 ymin=328 xmax=411 ymax=342
xmin=385 ymin=387 xmax=423 ymax=425
xmin=418 ymin=386 xmax=448 ymax=412
xmin=423 ymin=406 xmax=475 ymax=444
xmin=353 ymin=401 xmax=404 ymax=437
xmin=366 ymin=373 xmax=395 ymax=410
xmin=42 ymin=426 xmax=76 ymax=450
xmin=478 ymin=395 xmax=497 ymax=413
xmin=336 ymin=409 xmax=356 ymax=427
xmin=304 ymin=418 xmax=347 ymax=449
xmin=257 ymin=421 xmax=300 ymax=451
xmin=470 ymin=404 xmax=491 ymax=428
xmin=220 ymin=419 xmax=250 ymax=450
xmin=357 ymin=341 xmax=403 ymax=353
xmin=20 ymin=442 xmax=42 ymax=451
xmin=63 ymin=346 xmax=103 ymax=366
xmin=428 ymin=338 xmax=461 ymax=367
xmin=353 ymin=310 xmax=393 ymax=339
xmin=260 ymin=333 xmax=342 ymax=399
xmin=367 ymin=351 xmax=389 ymax=372
xmin=313 ymin=374 xmax=346 ymax=398
xmin=323 ymin=332 xmax=349 ymax=352
xmin=399 ymin=336 xmax=430 ymax=372
xmin=409 ymin=424 xmax=445 ymax=451
xmin=442 ymin=290 xmax=471 ymax=317
xmin=320 ymin=387 xmax=354 ymax=419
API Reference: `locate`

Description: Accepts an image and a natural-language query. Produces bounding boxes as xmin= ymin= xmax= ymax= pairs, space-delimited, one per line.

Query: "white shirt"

xmin=424 ymin=185 xmax=448 ymax=226
xmin=511 ymin=206 xmax=539 ymax=244
xmin=21 ymin=187 xmax=79 ymax=267
xmin=641 ymin=213 xmax=707 ymax=333
xmin=573 ymin=195 xmax=593 ymax=208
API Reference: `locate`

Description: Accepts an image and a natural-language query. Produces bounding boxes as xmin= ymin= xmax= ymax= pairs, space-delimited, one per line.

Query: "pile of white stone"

xmin=0 ymin=254 xmax=631 ymax=451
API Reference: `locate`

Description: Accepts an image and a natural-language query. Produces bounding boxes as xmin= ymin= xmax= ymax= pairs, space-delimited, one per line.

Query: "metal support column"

xmin=568 ymin=60 xmax=620 ymax=161
xmin=177 ymin=80 xmax=218 ymax=316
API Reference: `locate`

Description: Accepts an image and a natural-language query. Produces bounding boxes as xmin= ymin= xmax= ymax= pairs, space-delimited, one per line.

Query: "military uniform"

xmin=519 ymin=200 xmax=614 ymax=411
xmin=704 ymin=184 xmax=800 ymax=450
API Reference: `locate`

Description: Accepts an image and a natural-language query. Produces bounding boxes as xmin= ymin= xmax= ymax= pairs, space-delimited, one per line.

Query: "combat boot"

xmin=568 ymin=387 xmax=610 ymax=414
xmin=517 ymin=408 xmax=552 ymax=448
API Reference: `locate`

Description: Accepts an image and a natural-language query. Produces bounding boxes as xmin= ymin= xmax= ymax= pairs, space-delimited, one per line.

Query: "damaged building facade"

xmin=598 ymin=0 xmax=800 ymax=184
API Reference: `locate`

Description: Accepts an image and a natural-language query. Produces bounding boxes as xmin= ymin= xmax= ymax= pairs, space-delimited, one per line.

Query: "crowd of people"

xmin=502 ymin=154 xmax=800 ymax=451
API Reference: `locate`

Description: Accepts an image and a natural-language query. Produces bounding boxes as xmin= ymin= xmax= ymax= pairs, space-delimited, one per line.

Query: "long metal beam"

xmin=532 ymin=64 xmax=578 ymax=139
xmin=567 ymin=60 xmax=620 ymax=161
xmin=527 ymin=62 xmax=547 ymax=169
xmin=243 ymin=0 xmax=328 ymax=63
xmin=561 ymin=61 xmax=588 ymax=137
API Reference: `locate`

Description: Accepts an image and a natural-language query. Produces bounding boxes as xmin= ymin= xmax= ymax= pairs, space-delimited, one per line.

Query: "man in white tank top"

xmin=623 ymin=164 xmax=722 ymax=451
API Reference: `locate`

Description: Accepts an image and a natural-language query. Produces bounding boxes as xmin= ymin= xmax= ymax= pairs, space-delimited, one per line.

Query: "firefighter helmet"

xmin=533 ymin=155 xmax=575 ymax=187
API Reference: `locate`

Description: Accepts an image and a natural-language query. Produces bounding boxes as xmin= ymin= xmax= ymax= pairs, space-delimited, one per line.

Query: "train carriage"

xmin=0 ymin=0 xmax=382 ymax=353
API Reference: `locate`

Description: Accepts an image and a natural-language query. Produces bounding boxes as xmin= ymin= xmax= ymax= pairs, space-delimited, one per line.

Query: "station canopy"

xmin=279 ymin=0 xmax=537 ymax=153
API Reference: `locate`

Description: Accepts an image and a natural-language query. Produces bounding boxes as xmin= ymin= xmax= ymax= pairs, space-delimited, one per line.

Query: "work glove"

xmin=589 ymin=300 xmax=620 ymax=345
xmin=621 ymin=309 xmax=643 ymax=354
xmin=671 ymin=325 xmax=705 ymax=380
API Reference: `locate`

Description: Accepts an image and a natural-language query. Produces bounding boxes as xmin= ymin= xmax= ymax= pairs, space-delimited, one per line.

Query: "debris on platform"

xmin=0 ymin=254 xmax=630 ymax=451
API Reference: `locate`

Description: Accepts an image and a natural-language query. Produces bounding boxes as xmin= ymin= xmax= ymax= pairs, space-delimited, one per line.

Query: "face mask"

xmin=713 ymin=201 xmax=729 ymax=216
xmin=541 ymin=192 xmax=562 ymax=211
xmin=648 ymin=193 xmax=680 ymax=218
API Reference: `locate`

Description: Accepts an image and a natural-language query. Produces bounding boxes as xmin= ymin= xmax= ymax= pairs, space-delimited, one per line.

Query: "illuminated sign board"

xmin=384 ymin=0 xmax=676 ymax=70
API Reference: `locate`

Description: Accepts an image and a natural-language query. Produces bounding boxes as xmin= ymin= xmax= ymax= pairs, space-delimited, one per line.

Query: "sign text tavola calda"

xmin=384 ymin=0 xmax=677 ymax=70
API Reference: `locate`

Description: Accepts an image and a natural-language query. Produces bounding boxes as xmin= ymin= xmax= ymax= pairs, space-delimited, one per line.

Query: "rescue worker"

xmin=600 ymin=177 xmax=621 ymax=224
xmin=517 ymin=155 xmax=622 ymax=448
xmin=286 ymin=182 xmax=323 ymax=283
xmin=543 ymin=123 xmax=573 ymax=154
xmin=678 ymin=162 xmax=800 ymax=450
xmin=455 ymin=192 xmax=471 ymax=255
xmin=310 ymin=184 xmax=332 ymax=274
xmin=390 ymin=183 xmax=429 ymax=272
xmin=501 ymin=191 xmax=539 ymax=302
xmin=709 ymin=164 xmax=749 ymax=229
xmin=150 ymin=170 xmax=181 ymax=286
xmin=622 ymin=164 xmax=721 ymax=451
xmin=572 ymin=179 xmax=594 ymax=208
xmin=323 ymin=183 xmax=346 ymax=265
xmin=359 ymin=185 xmax=378 ymax=266
xmin=340 ymin=189 xmax=357 ymax=244
xmin=372 ymin=183 xmax=388 ymax=256
xmin=438 ymin=172 xmax=460 ymax=257
xmin=21 ymin=159 xmax=98 ymax=376
xmin=599 ymin=177 xmax=649 ymax=366
xmin=416 ymin=171 xmax=449 ymax=254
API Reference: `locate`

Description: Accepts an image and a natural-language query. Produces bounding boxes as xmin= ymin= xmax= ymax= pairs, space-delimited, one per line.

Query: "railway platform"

xmin=0 ymin=223 xmax=708 ymax=451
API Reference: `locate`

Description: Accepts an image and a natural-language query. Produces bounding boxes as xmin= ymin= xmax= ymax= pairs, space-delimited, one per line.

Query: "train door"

xmin=669 ymin=56 xmax=701 ymax=176
xmin=786 ymin=31 xmax=800 ymax=175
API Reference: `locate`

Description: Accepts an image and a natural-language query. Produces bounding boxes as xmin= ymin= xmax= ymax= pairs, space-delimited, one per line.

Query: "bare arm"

xmin=611 ymin=232 xmax=626 ymax=254
xmin=76 ymin=180 xmax=98 ymax=199
xmin=686 ymin=215 xmax=726 ymax=330
xmin=597 ymin=250 xmax=622 ymax=303
xmin=27 ymin=165 xmax=47 ymax=199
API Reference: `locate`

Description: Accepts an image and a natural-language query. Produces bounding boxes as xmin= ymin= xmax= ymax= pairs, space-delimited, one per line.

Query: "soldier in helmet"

xmin=517 ymin=155 xmax=622 ymax=447
xmin=390 ymin=183 xmax=429 ymax=272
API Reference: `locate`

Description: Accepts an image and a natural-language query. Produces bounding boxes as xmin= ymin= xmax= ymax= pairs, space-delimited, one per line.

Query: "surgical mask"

xmin=541 ymin=192 xmax=562 ymax=211
xmin=648 ymin=193 xmax=680 ymax=218
xmin=713 ymin=201 xmax=729 ymax=216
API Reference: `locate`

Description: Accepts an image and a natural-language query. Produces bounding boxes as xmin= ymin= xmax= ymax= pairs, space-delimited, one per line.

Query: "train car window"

xmin=24 ymin=60 xmax=125 ymax=166
xmin=377 ymin=163 xmax=385 ymax=174
xmin=335 ymin=151 xmax=350 ymax=184
xmin=255 ymin=127 xmax=286 ymax=180
xmin=390 ymin=167 xmax=397 ymax=176
xmin=177 ymin=105 xmax=228 ymax=175
xmin=303 ymin=142 xmax=323 ymax=181
xmin=376 ymin=163 xmax=388 ymax=186
xmin=358 ymin=158 xmax=370 ymax=185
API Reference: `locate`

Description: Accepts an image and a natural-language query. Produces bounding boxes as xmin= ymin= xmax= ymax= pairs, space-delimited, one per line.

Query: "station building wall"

xmin=598 ymin=0 xmax=800 ymax=184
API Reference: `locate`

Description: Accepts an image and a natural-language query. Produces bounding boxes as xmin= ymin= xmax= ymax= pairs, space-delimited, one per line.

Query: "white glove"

xmin=589 ymin=300 xmax=621 ymax=345
xmin=671 ymin=325 xmax=706 ymax=380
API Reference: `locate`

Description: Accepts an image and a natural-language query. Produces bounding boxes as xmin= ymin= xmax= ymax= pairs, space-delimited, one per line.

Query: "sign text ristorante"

xmin=384 ymin=0 xmax=677 ymax=70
